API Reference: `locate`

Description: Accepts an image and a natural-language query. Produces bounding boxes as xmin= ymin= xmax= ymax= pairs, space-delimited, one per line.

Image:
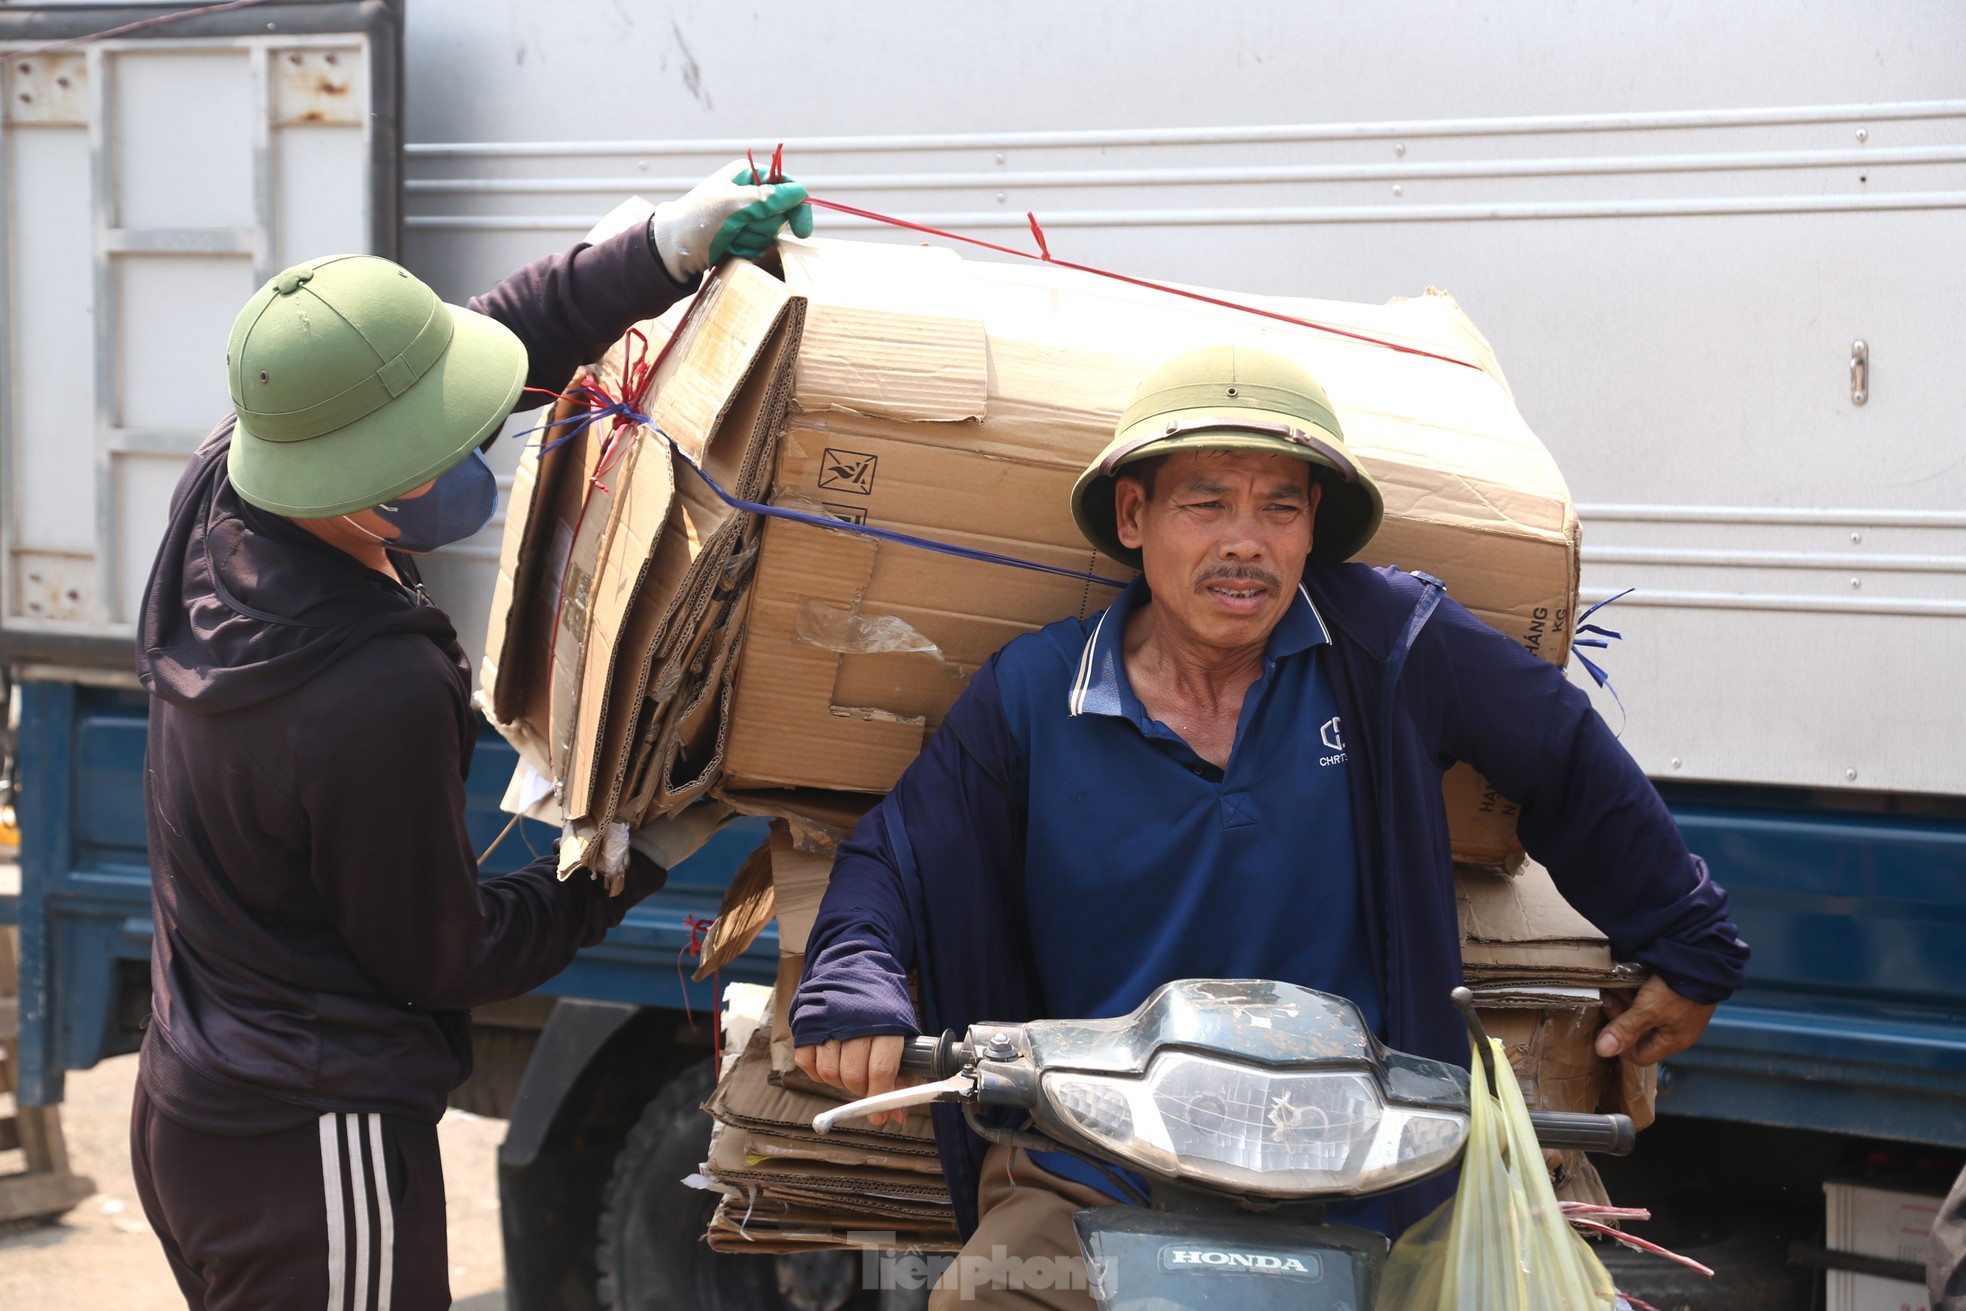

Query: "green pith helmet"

xmin=225 ymin=255 xmax=528 ymax=517
xmin=1070 ymin=344 xmax=1384 ymax=569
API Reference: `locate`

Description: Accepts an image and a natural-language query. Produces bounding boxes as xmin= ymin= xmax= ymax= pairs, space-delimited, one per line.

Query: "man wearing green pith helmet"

xmin=130 ymin=162 xmax=808 ymax=1310
xmin=791 ymin=344 xmax=1751 ymax=1309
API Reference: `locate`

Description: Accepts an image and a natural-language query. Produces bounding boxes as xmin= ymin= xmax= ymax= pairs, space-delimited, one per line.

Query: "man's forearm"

xmin=466 ymin=223 xmax=696 ymax=403
xmin=789 ymin=804 xmax=920 ymax=1047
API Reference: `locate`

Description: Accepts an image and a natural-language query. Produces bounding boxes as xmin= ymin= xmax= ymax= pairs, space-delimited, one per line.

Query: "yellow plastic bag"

xmin=1380 ymin=1037 xmax=1619 ymax=1311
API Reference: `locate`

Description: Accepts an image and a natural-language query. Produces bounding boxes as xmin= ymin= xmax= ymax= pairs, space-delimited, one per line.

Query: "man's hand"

xmin=1594 ymin=975 xmax=1717 ymax=1066
xmin=648 ymin=158 xmax=814 ymax=282
xmin=794 ymin=1035 xmax=909 ymax=1127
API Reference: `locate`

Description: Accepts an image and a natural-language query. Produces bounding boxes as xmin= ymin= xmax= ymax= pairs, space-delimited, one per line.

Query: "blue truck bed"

xmin=7 ymin=678 xmax=1966 ymax=1149
xmin=3 ymin=680 xmax=777 ymax=1107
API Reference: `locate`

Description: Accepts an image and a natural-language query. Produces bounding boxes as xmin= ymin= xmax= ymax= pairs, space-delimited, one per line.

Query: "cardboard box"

xmin=485 ymin=232 xmax=1580 ymax=870
xmin=1826 ymin=1180 xmax=1941 ymax=1311
xmin=715 ymin=243 xmax=1577 ymax=865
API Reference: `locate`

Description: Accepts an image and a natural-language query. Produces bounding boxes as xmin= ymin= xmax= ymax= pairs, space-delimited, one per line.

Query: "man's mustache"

xmin=1194 ymin=564 xmax=1283 ymax=592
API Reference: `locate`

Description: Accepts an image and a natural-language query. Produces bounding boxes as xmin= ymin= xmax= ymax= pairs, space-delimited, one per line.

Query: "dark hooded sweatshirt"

xmin=134 ymin=224 xmax=694 ymax=1131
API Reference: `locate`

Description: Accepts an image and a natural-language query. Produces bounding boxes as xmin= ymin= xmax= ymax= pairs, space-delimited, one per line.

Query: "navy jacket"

xmin=792 ymin=563 xmax=1750 ymax=1236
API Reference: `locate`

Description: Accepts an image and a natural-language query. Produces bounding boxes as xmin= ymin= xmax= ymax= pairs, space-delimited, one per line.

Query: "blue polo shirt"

xmin=993 ymin=577 xmax=1385 ymax=1217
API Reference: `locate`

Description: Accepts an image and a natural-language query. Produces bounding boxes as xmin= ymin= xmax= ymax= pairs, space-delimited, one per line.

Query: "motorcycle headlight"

xmin=1042 ymin=1051 xmax=1466 ymax=1197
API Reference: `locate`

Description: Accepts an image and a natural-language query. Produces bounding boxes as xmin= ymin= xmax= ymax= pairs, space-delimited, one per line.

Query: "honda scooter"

xmin=815 ymin=978 xmax=1633 ymax=1309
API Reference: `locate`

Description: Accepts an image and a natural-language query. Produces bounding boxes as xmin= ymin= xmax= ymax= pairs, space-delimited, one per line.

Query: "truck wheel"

xmin=595 ymin=1057 xmax=866 ymax=1311
xmin=1596 ymin=1227 xmax=1812 ymax=1311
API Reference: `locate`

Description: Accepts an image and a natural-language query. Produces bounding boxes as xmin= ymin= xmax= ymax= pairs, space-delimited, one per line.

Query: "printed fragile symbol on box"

xmin=817 ymin=449 xmax=878 ymax=495
xmin=823 ymin=504 xmax=869 ymax=525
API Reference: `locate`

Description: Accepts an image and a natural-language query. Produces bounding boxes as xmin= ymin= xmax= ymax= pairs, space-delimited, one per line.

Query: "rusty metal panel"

xmin=10 ymin=553 xmax=94 ymax=625
xmin=273 ymin=45 xmax=363 ymax=126
xmin=1 ymin=51 xmax=85 ymax=125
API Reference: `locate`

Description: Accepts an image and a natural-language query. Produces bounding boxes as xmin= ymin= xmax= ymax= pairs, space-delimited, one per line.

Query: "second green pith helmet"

xmin=225 ymin=256 xmax=528 ymax=517
xmin=1070 ymin=345 xmax=1384 ymax=569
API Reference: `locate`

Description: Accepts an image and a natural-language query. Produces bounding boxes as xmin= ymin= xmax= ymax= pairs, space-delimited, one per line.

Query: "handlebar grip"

xmin=898 ymin=1033 xmax=954 ymax=1078
xmin=1526 ymin=1111 xmax=1636 ymax=1156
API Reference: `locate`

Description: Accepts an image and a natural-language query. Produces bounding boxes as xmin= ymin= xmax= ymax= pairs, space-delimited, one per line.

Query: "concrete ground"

xmin=0 ymin=1052 xmax=509 ymax=1310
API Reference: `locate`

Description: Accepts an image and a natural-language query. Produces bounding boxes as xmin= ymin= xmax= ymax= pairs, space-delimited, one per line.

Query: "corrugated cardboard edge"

xmin=708 ymin=1026 xmax=936 ymax=1149
xmin=564 ymin=429 xmax=677 ymax=819
xmin=718 ymin=787 xmax=878 ymax=855
xmin=479 ymin=390 xmax=583 ymax=776
xmin=778 ymin=237 xmax=987 ymax=423
xmin=591 ymin=273 xmax=808 ymax=824
xmin=693 ymin=832 xmax=776 ymax=979
xmin=768 ymin=826 xmax=831 ymax=957
xmin=565 ymin=265 xmax=806 ymax=823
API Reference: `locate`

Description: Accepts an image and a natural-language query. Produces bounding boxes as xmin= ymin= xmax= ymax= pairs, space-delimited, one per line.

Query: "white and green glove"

xmin=648 ymin=158 xmax=814 ymax=282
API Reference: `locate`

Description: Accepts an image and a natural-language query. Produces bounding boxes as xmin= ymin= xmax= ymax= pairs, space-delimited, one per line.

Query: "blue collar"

xmin=1067 ymin=575 xmax=1332 ymax=720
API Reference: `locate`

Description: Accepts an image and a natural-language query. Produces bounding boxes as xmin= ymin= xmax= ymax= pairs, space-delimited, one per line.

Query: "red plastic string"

xmin=11 ymin=0 xmax=271 ymax=56
xmin=745 ymin=144 xmax=788 ymax=187
xmin=801 ymin=196 xmax=1483 ymax=371
xmin=1026 ymin=212 xmax=1052 ymax=261
xmin=803 ymin=195 xmax=1035 ymax=260
xmin=677 ymin=913 xmax=721 ymax=1071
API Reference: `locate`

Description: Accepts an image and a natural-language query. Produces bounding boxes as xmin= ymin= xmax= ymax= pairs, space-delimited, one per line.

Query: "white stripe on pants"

xmin=320 ymin=1115 xmax=347 ymax=1311
xmin=368 ymin=1114 xmax=396 ymax=1311
xmin=320 ymin=1112 xmax=397 ymax=1311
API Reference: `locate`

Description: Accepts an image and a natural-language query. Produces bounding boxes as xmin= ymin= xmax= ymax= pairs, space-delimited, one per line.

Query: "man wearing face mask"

xmin=129 ymin=162 xmax=810 ymax=1311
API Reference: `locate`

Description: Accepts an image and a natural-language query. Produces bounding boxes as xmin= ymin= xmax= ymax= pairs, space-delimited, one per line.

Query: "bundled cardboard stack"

xmin=480 ymin=217 xmax=1580 ymax=870
xmin=1458 ymin=859 xmax=1657 ymax=1202
xmin=694 ymin=983 xmax=960 ymax=1254
xmin=685 ymin=818 xmax=969 ymax=1252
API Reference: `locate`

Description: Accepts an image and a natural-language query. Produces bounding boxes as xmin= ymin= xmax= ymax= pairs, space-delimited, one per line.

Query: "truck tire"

xmin=1596 ymin=1228 xmax=1813 ymax=1311
xmin=596 ymin=1057 xmax=866 ymax=1311
xmin=448 ymin=1024 xmax=539 ymax=1119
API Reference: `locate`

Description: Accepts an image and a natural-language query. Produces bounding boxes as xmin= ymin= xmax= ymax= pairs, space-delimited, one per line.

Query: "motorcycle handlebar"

xmin=899 ymin=1033 xmax=957 ymax=1079
xmin=904 ymin=1031 xmax=1637 ymax=1156
xmin=1525 ymin=1110 xmax=1636 ymax=1156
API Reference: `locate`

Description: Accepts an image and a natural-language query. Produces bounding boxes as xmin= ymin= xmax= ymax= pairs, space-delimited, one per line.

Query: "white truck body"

xmin=5 ymin=0 xmax=1963 ymax=797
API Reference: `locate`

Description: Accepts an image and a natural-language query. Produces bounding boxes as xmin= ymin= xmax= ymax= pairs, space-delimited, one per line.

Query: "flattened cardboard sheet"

xmin=707 ymin=1114 xmax=948 ymax=1198
xmin=769 ymin=827 xmax=832 ymax=957
xmin=566 ymin=264 xmax=803 ymax=823
xmin=707 ymin=1027 xmax=938 ymax=1150
xmin=693 ymin=833 xmax=776 ymax=979
xmin=1454 ymin=860 xmax=1647 ymax=984
xmin=778 ymin=238 xmax=987 ymax=423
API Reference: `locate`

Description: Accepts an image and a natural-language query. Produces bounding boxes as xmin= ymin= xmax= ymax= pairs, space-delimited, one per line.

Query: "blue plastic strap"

xmin=511 ymin=388 xmax=626 ymax=457
xmin=1577 ymin=586 xmax=1634 ymax=624
xmin=1569 ymin=588 xmax=1633 ymax=725
xmin=514 ymin=400 xmax=1128 ymax=592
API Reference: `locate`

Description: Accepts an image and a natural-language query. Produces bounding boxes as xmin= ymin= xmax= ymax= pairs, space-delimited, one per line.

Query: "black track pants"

xmin=131 ymin=1080 xmax=451 ymax=1310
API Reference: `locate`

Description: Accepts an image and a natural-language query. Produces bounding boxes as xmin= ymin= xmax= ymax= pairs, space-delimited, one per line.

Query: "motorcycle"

xmin=814 ymin=979 xmax=1633 ymax=1310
